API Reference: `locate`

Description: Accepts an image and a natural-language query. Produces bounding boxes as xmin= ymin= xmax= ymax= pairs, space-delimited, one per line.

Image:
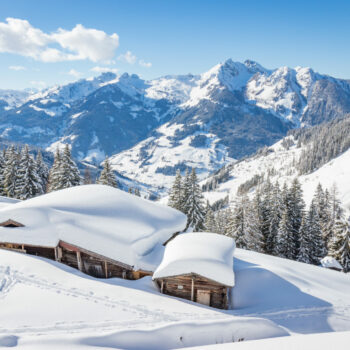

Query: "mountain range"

xmin=1 ymin=59 xmax=350 ymax=191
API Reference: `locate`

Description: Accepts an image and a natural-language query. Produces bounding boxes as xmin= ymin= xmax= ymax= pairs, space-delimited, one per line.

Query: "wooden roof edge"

xmin=58 ymin=240 xmax=134 ymax=270
xmin=0 ymin=219 xmax=25 ymax=227
xmin=163 ymin=231 xmax=181 ymax=246
xmin=153 ymin=272 xmax=234 ymax=288
xmin=0 ymin=241 xmax=56 ymax=249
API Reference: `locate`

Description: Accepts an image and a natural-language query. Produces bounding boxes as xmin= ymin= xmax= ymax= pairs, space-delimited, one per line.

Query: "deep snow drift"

xmin=0 ymin=249 xmax=286 ymax=349
xmin=0 ymin=243 xmax=349 ymax=348
xmin=0 ymin=185 xmax=187 ymax=270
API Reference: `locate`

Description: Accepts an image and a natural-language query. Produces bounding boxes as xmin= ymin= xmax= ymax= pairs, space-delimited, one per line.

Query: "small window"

xmin=177 ymin=285 xmax=184 ymax=290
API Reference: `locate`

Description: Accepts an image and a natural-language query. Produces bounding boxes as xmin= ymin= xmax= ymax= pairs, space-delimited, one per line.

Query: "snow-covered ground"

xmin=185 ymin=331 xmax=350 ymax=350
xmin=1 ymin=244 xmax=349 ymax=348
xmin=202 ymin=136 xmax=350 ymax=212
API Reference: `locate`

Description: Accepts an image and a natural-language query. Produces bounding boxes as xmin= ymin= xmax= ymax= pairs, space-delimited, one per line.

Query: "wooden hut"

xmin=153 ymin=232 xmax=235 ymax=309
xmin=0 ymin=185 xmax=187 ymax=280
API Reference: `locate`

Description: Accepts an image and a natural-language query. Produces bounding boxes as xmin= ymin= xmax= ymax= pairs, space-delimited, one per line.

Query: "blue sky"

xmin=0 ymin=0 xmax=349 ymax=89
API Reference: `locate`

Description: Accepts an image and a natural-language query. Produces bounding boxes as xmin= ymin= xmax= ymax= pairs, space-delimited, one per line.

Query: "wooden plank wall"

xmin=156 ymin=274 xmax=229 ymax=309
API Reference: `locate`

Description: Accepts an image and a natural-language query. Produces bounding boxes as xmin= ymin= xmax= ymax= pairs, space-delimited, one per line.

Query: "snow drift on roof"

xmin=153 ymin=232 xmax=235 ymax=286
xmin=0 ymin=185 xmax=187 ymax=271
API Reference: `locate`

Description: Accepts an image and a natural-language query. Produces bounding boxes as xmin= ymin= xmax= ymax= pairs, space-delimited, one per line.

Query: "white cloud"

xmin=91 ymin=66 xmax=119 ymax=74
xmin=9 ymin=65 xmax=26 ymax=71
xmin=118 ymin=51 xmax=137 ymax=64
xmin=67 ymin=69 xmax=82 ymax=78
xmin=0 ymin=18 xmax=119 ymax=63
xmin=30 ymin=80 xmax=47 ymax=89
xmin=139 ymin=59 xmax=152 ymax=68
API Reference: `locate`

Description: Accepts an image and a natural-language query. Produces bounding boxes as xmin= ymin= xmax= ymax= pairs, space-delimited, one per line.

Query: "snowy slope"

xmin=0 ymin=249 xmax=287 ymax=349
xmin=202 ymin=136 xmax=350 ymax=213
xmin=185 ymin=331 xmax=350 ymax=350
xmin=0 ymin=185 xmax=187 ymax=270
xmin=1 ymin=242 xmax=350 ymax=348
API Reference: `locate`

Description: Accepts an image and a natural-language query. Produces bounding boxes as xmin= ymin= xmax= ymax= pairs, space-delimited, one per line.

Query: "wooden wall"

xmin=0 ymin=243 xmax=55 ymax=260
xmin=155 ymin=274 xmax=229 ymax=309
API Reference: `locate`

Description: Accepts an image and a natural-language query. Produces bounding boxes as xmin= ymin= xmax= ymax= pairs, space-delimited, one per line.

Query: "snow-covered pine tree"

xmin=267 ymin=182 xmax=283 ymax=255
xmin=246 ymin=196 xmax=265 ymax=253
xmin=307 ymin=199 xmax=326 ymax=264
xmin=184 ymin=168 xmax=205 ymax=231
xmin=204 ymin=205 xmax=217 ymax=233
xmin=36 ymin=150 xmax=49 ymax=193
xmin=226 ymin=195 xmax=249 ymax=249
xmin=97 ymin=158 xmax=118 ymax=188
xmin=288 ymin=178 xmax=305 ymax=259
xmin=4 ymin=146 xmax=20 ymax=198
xmin=15 ymin=145 xmax=42 ymax=200
xmin=168 ymin=169 xmax=185 ymax=213
xmin=297 ymin=213 xmax=311 ymax=263
xmin=83 ymin=167 xmax=93 ymax=184
xmin=0 ymin=150 xmax=6 ymax=196
xmin=260 ymin=177 xmax=273 ymax=249
xmin=275 ymin=206 xmax=295 ymax=259
xmin=329 ymin=216 xmax=350 ymax=272
xmin=47 ymin=148 xmax=62 ymax=192
xmin=56 ymin=144 xmax=82 ymax=190
xmin=134 ymin=188 xmax=141 ymax=196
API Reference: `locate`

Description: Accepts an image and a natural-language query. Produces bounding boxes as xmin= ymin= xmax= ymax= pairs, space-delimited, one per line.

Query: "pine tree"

xmin=267 ymin=182 xmax=283 ymax=255
xmin=0 ymin=150 xmax=6 ymax=196
xmin=246 ymin=197 xmax=265 ymax=253
xmin=47 ymin=148 xmax=62 ymax=192
xmin=97 ymin=158 xmax=118 ymax=187
xmin=168 ymin=169 xmax=185 ymax=212
xmin=307 ymin=199 xmax=326 ymax=264
xmin=204 ymin=203 xmax=217 ymax=232
xmin=275 ymin=207 xmax=295 ymax=259
xmin=4 ymin=146 xmax=20 ymax=198
xmin=134 ymin=188 xmax=141 ymax=196
xmin=36 ymin=150 xmax=49 ymax=193
xmin=226 ymin=195 xmax=249 ymax=249
xmin=184 ymin=168 xmax=205 ymax=231
xmin=297 ymin=214 xmax=311 ymax=263
xmin=83 ymin=167 xmax=93 ymax=185
xmin=288 ymin=178 xmax=305 ymax=259
xmin=56 ymin=144 xmax=81 ymax=190
xmin=15 ymin=145 xmax=42 ymax=200
xmin=329 ymin=216 xmax=350 ymax=272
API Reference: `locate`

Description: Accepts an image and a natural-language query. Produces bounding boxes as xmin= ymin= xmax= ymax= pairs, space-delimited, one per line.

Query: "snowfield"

xmin=1 ymin=243 xmax=349 ymax=348
xmin=202 ymin=136 xmax=350 ymax=213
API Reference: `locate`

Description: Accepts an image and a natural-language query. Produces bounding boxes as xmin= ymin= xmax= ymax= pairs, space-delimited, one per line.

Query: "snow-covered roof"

xmin=153 ymin=232 xmax=235 ymax=286
xmin=0 ymin=185 xmax=187 ymax=271
xmin=320 ymin=256 xmax=343 ymax=270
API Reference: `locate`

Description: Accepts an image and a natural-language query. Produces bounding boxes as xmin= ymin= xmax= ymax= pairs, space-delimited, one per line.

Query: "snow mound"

xmin=320 ymin=256 xmax=343 ymax=270
xmin=0 ymin=185 xmax=187 ymax=270
xmin=153 ymin=232 xmax=235 ymax=286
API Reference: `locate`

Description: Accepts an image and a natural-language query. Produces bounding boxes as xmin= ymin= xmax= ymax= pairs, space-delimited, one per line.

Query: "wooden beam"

xmin=76 ymin=251 xmax=83 ymax=272
xmin=191 ymin=277 xmax=195 ymax=301
xmin=104 ymin=261 xmax=108 ymax=279
xmin=160 ymin=280 xmax=164 ymax=294
xmin=54 ymin=247 xmax=58 ymax=261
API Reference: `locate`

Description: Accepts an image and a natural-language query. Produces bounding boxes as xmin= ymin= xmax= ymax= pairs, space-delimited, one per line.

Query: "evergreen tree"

xmin=246 ymin=197 xmax=265 ymax=253
xmin=15 ymin=145 xmax=42 ymax=200
xmin=57 ymin=144 xmax=81 ymax=190
xmin=47 ymin=148 xmax=62 ymax=192
xmin=204 ymin=205 xmax=217 ymax=233
xmin=184 ymin=168 xmax=205 ymax=231
xmin=83 ymin=167 xmax=93 ymax=185
xmin=134 ymin=188 xmax=141 ymax=196
xmin=36 ymin=150 xmax=49 ymax=193
xmin=329 ymin=216 xmax=350 ymax=272
xmin=297 ymin=214 xmax=311 ymax=263
xmin=267 ymin=182 xmax=283 ymax=255
xmin=307 ymin=199 xmax=326 ymax=264
xmin=275 ymin=207 xmax=295 ymax=259
xmin=226 ymin=195 xmax=249 ymax=249
xmin=97 ymin=158 xmax=118 ymax=187
xmin=0 ymin=150 xmax=6 ymax=196
xmin=4 ymin=146 xmax=19 ymax=198
xmin=288 ymin=178 xmax=305 ymax=259
xmin=168 ymin=169 xmax=185 ymax=212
